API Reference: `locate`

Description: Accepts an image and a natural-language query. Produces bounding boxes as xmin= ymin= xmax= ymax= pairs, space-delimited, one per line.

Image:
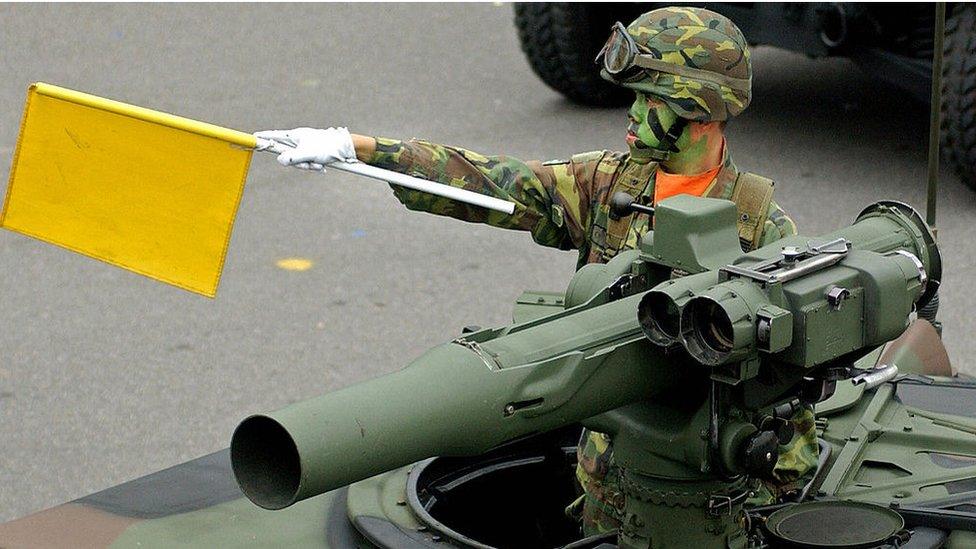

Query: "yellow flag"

xmin=1 ymin=83 xmax=256 ymax=297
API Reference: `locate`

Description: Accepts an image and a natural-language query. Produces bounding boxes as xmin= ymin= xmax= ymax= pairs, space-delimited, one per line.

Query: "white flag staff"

xmin=254 ymin=136 xmax=517 ymax=216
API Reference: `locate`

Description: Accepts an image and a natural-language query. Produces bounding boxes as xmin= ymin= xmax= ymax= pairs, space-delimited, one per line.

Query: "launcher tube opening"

xmin=231 ymin=415 xmax=302 ymax=510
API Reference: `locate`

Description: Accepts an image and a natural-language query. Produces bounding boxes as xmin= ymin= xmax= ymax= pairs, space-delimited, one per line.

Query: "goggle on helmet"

xmin=595 ymin=21 xmax=752 ymax=121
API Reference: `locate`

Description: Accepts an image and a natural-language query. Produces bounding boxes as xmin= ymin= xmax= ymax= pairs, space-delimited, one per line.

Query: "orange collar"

xmin=653 ymin=163 xmax=722 ymax=205
xmin=652 ymin=138 xmax=727 ymax=205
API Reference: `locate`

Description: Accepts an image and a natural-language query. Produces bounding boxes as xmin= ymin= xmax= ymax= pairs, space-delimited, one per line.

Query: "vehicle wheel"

xmin=941 ymin=4 xmax=976 ymax=190
xmin=513 ymin=3 xmax=645 ymax=107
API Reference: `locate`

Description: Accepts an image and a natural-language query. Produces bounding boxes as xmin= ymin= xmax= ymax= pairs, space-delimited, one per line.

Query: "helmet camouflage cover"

xmin=602 ymin=6 xmax=752 ymax=122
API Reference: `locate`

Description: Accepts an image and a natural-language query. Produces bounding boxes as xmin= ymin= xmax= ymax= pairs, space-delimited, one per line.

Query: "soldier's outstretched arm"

xmin=257 ymin=127 xmax=600 ymax=251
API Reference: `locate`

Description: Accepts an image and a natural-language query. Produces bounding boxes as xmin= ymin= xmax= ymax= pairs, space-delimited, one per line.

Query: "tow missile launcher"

xmin=231 ymin=195 xmax=940 ymax=548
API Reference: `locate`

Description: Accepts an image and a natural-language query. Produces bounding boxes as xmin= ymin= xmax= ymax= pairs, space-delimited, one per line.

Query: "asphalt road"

xmin=1 ymin=4 xmax=973 ymax=523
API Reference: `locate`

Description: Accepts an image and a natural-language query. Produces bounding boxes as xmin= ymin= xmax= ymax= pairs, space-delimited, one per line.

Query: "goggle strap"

xmin=646 ymin=149 xmax=672 ymax=161
xmin=661 ymin=117 xmax=688 ymax=152
xmin=646 ymin=113 xmax=671 ymax=146
xmin=644 ymin=115 xmax=687 ymax=161
xmin=631 ymin=55 xmax=751 ymax=92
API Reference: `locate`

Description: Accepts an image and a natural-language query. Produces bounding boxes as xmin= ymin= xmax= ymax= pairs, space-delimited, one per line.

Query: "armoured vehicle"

xmin=1 ymin=194 xmax=974 ymax=548
xmin=514 ymin=3 xmax=976 ymax=190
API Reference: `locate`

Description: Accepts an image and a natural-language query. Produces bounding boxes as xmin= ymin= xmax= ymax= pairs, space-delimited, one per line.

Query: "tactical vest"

xmin=585 ymin=155 xmax=775 ymax=265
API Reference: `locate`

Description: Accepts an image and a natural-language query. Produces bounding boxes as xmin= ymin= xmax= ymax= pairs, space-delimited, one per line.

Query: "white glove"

xmin=254 ymin=127 xmax=357 ymax=171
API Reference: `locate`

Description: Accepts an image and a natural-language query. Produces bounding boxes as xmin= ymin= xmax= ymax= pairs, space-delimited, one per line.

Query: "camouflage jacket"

xmin=366 ymin=138 xmax=796 ymax=268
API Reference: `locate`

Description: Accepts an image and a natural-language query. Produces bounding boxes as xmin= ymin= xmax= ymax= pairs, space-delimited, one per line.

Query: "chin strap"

xmin=636 ymin=116 xmax=689 ymax=162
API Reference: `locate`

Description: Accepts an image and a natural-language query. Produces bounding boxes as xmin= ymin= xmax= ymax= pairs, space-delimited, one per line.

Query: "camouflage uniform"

xmin=364 ymin=5 xmax=817 ymax=536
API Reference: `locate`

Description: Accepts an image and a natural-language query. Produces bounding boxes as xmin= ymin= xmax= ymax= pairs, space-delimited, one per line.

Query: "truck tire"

xmin=941 ymin=4 xmax=976 ymax=190
xmin=513 ymin=3 xmax=644 ymax=107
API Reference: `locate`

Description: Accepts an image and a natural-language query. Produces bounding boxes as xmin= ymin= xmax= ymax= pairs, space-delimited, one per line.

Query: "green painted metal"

xmin=108 ymin=494 xmax=337 ymax=548
xmin=511 ymin=290 xmax=565 ymax=323
xmin=948 ymin=531 xmax=976 ymax=548
xmin=639 ymin=195 xmax=742 ymax=273
xmin=563 ymin=249 xmax=642 ymax=309
xmin=227 ymin=196 xmax=949 ymax=548
xmin=816 ymin=379 xmax=867 ymax=417
xmin=232 ymin=290 xmax=670 ymax=509
xmin=819 ymin=382 xmax=976 ymax=505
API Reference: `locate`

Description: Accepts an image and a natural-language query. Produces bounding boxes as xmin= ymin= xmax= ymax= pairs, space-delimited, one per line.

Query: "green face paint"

xmin=627 ymin=93 xmax=681 ymax=163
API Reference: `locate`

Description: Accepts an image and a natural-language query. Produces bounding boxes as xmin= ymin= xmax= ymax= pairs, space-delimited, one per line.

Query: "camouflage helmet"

xmin=597 ymin=6 xmax=752 ymax=122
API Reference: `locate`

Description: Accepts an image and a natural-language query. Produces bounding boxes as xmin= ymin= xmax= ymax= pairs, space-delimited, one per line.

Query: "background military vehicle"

xmin=514 ymin=3 xmax=976 ymax=190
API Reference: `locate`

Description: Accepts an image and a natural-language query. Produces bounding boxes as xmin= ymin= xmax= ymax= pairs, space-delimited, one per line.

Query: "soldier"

xmin=257 ymin=6 xmax=817 ymax=536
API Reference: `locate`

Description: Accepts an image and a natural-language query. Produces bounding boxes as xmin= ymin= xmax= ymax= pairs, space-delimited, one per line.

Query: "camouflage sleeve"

xmin=772 ymin=404 xmax=819 ymax=488
xmin=756 ymin=199 xmax=798 ymax=247
xmin=366 ymin=137 xmax=600 ymax=250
